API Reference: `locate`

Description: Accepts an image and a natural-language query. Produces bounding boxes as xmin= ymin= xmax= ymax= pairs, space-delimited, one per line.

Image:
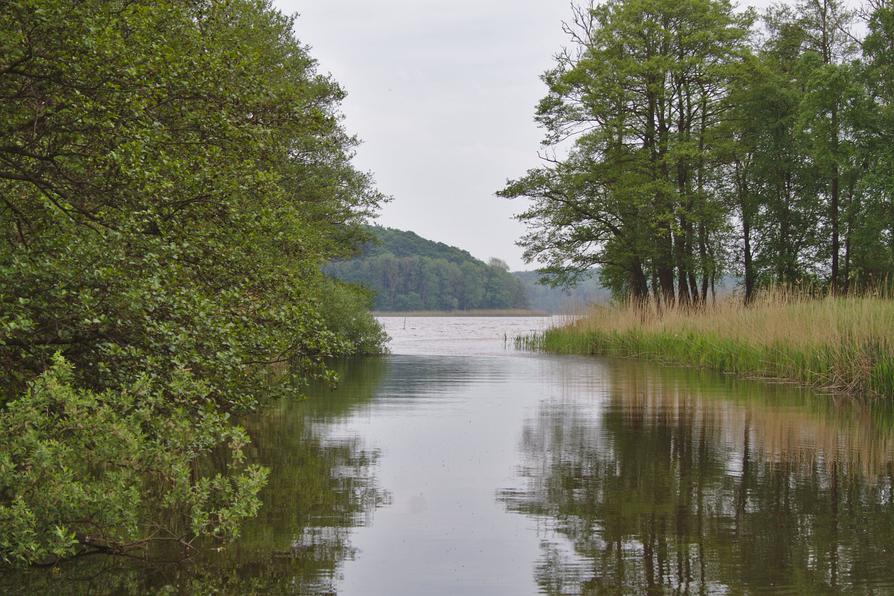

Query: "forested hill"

xmin=326 ymin=227 xmax=529 ymax=311
xmin=360 ymin=227 xmax=479 ymax=265
xmin=326 ymin=227 xmax=619 ymax=312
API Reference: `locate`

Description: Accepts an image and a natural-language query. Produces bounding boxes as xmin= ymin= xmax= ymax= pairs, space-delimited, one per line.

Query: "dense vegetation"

xmin=501 ymin=0 xmax=894 ymax=305
xmin=327 ymin=226 xmax=529 ymax=311
xmin=520 ymin=294 xmax=894 ymax=397
xmin=3 ymin=359 xmax=388 ymax=594
xmin=0 ymin=0 xmax=385 ymax=566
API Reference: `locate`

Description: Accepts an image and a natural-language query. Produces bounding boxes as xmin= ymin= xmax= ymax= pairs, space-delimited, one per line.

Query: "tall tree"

xmin=500 ymin=0 xmax=750 ymax=305
xmin=0 ymin=0 xmax=384 ymax=564
xmin=795 ymin=0 xmax=857 ymax=291
xmin=857 ymin=0 xmax=894 ymax=288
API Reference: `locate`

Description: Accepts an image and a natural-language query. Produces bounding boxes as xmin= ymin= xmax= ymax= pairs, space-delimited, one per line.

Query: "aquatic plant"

xmin=519 ymin=293 xmax=894 ymax=398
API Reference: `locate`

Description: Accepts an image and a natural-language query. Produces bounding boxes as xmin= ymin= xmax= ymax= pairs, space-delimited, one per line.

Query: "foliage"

xmin=501 ymin=0 xmax=894 ymax=303
xmin=317 ymin=279 xmax=390 ymax=354
xmin=0 ymin=356 xmax=268 ymax=566
xmin=327 ymin=226 xmax=528 ymax=311
xmin=0 ymin=358 xmax=389 ymax=592
xmin=500 ymin=0 xmax=750 ymax=304
xmin=0 ymin=0 xmax=384 ymax=565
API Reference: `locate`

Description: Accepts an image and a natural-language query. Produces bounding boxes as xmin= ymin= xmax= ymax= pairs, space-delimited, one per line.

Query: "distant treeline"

xmin=327 ymin=227 xmax=528 ymax=311
xmin=326 ymin=227 xmax=634 ymax=312
xmin=513 ymin=271 xmax=610 ymax=312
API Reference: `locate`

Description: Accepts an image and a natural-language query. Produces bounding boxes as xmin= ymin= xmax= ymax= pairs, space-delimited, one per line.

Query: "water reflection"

xmin=500 ymin=361 xmax=894 ymax=594
xmin=5 ymin=318 xmax=894 ymax=594
xmin=1 ymin=358 xmax=389 ymax=595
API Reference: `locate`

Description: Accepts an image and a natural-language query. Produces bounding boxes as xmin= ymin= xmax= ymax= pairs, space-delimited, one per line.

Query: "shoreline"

xmin=517 ymin=296 xmax=894 ymax=399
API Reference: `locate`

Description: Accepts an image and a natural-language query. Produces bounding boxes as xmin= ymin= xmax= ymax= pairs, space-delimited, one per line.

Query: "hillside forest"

xmin=327 ymin=227 xmax=528 ymax=311
xmin=326 ymin=226 xmax=610 ymax=312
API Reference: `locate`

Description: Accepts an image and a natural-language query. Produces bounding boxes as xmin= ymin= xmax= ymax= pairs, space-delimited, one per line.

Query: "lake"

xmin=8 ymin=316 xmax=894 ymax=594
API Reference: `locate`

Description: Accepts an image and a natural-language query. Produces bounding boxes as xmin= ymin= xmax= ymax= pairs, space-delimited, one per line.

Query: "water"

xmin=7 ymin=316 xmax=894 ymax=594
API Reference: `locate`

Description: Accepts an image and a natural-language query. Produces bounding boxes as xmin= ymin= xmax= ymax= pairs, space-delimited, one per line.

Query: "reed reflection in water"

xmin=500 ymin=360 xmax=894 ymax=595
xmin=5 ymin=317 xmax=894 ymax=594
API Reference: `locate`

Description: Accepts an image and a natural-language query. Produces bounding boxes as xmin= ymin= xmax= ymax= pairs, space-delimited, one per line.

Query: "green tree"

xmin=794 ymin=0 xmax=859 ymax=291
xmin=499 ymin=0 xmax=751 ymax=305
xmin=0 ymin=0 xmax=384 ymax=564
xmin=724 ymin=10 xmax=822 ymax=294
xmin=857 ymin=0 xmax=894 ymax=288
xmin=504 ymin=0 xmax=894 ymax=302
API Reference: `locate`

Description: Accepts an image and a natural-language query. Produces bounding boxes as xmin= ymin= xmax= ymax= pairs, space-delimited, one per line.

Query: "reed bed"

xmin=520 ymin=293 xmax=894 ymax=398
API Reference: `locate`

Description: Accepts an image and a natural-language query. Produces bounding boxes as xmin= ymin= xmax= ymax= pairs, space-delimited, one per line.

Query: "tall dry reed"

xmin=527 ymin=292 xmax=894 ymax=398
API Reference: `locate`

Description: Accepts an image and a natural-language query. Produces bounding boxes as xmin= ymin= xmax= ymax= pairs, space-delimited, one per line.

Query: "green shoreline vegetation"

xmin=500 ymin=0 xmax=894 ymax=402
xmin=499 ymin=1 xmax=894 ymax=330
xmin=327 ymin=226 xmax=530 ymax=312
xmin=326 ymin=226 xmax=614 ymax=314
xmin=519 ymin=294 xmax=894 ymax=398
xmin=0 ymin=0 xmax=385 ymax=566
xmin=5 ymin=0 xmax=894 ymax=578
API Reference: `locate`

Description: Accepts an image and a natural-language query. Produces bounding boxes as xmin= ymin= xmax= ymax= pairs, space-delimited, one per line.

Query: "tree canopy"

xmin=0 ymin=0 xmax=384 ymax=565
xmin=501 ymin=0 xmax=894 ymax=304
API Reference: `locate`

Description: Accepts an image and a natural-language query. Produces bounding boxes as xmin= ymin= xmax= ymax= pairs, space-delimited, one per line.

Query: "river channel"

xmin=8 ymin=316 xmax=894 ymax=594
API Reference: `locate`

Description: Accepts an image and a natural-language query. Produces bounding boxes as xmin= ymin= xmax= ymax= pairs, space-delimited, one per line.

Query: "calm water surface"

xmin=9 ymin=316 xmax=894 ymax=594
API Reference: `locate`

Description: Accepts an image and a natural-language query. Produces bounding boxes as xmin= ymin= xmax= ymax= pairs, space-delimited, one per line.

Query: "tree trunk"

xmin=698 ymin=221 xmax=709 ymax=304
xmin=737 ymin=160 xmax=756 ymax=304
xmin=658 ymin=225 xmax=677 ymax=307
xmin=743 ymin=215 xmax=755 ymax=304
xmin=630 ymin=259 xmax=650 ymax=306
xmin=676 ymin=226 xmax=692 ymax=307
xmin=830 ymin=164 xmax=840 ymax=293
xmin=843 ymin=183 xmax=854 ymax=294
xmin=651 ymin=267 xmax=663 ymax=314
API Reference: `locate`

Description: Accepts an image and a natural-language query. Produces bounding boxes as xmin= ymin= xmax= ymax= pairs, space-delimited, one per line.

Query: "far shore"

xmin=373 ymin=309 xmax=552 ymax=317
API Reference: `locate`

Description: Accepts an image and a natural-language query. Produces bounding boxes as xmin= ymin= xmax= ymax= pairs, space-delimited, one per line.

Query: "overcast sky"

xmin=275 ymin=0 xmax=820 ymax=270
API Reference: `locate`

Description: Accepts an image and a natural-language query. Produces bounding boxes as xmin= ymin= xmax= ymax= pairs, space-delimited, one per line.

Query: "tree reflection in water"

xmin=500 ymin=361 xmax=894 ymax=595
xmin=1 ymin=358 xmax=390 ymax=595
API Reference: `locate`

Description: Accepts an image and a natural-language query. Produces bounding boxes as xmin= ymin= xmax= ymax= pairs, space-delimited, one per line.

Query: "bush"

xmin=0 ymin=356 xmax=267 ymax=566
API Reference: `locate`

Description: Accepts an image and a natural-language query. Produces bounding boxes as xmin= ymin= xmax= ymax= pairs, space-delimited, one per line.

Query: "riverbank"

xmin=520 ymin=296 xmax=894 ymax=398
xmin=374 ymin=309 xmax=550 ymax=317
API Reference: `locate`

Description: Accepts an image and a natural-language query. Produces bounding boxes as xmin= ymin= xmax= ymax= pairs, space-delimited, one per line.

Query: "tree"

xmin=856 ymin=0 xmax=894 ymax=289
xmin=488 ymin=257 xmax=511 ymax=271
xmin=723 ymin=8 xmax=823 ymax=295
xmin=504 ymin=0 xmax=894 ymax=303
xmin=794 ymin=0 xmax=858 ymax=291
xmin=0 ymin=0 xmax=384 ymax=564
xmin=500 ymin=0 xmax=751 ymax=305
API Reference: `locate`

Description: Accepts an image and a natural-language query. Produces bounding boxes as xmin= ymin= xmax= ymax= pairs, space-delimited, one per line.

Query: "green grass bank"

xmin=519 ymin=295 xmax=894 ymax=398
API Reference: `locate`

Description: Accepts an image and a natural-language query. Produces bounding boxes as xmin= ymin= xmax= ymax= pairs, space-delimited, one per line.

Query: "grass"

xmin=518 ymin=293 xmax=894 ymax=398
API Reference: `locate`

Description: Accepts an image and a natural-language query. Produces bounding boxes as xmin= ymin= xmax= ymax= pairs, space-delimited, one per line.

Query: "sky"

xmin=275 ymin=0 xmax=805 ymax=270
